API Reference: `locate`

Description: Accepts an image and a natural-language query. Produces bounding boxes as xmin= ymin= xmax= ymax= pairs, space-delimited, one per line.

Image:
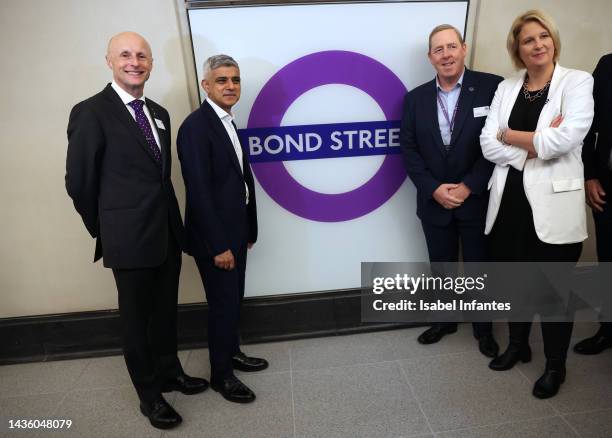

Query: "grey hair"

xmin=202 ymin=54 xmax=239 ymax=79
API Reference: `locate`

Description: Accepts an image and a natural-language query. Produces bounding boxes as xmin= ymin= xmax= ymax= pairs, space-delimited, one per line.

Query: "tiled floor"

xmin=1 ymin=323 xmax=611 ymax=438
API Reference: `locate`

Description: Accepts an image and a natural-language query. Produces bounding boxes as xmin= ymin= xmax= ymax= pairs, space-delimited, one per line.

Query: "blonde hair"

xmin=507 ymin=9 xmax=561 ymax=69
xmin=428 ymin=24 xmax=464 ymax=52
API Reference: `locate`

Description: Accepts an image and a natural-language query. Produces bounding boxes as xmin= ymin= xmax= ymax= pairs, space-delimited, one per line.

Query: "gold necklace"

xmin=522 ymin=76 xmax=551 ymax=102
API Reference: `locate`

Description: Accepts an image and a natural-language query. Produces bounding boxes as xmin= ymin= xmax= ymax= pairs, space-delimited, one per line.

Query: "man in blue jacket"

xmin=400 ymin=25 xmax=502 ymax=356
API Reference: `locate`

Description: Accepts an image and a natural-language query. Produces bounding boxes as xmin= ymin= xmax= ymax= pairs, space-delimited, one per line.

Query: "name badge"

xmin=473 ymin=106 xmax=490 ymax=118
xmin=154 ymin=118 xmax=166 ymax=130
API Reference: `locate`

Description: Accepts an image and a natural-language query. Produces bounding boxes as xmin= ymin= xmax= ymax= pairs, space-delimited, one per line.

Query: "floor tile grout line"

xmin=558 ymin=414 xmax=584 ymax=438
xmin=288 ymin=347 xmax=297 ymax=438
xmin=50 ymin=359 xmax=93 ymax=418
xmin=66 ymin=383 xmax=134 ymax=393
xmin=291 ymin=347 xmax=488 ymax=374
xmin=396 ymin=359 xmax=435 ymax=436
xmin=433 ymin=413 xmax=563 ymax=435
xmin=237 ymin=368 xmax=291 ymax=377
xmin=561 ymin=406 xmax=612 ymax=416
xmin=0 ymin=390 xmax=77 ymax=400
xmin=514 ymin=365 xmax=536 ymax=387
xmin=292 ymin=358 xmax=399 ymax=374
xmin=396 ymin=347 xmax=492 ymax=362
xmin=402 ymin=433 xmax=437 ymax=438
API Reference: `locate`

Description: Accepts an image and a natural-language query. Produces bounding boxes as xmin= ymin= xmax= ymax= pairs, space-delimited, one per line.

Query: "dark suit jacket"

xmin=583 ymin=54 xmax=612 ymax=189
xmin=66 ymin=84 xmax=185 ymax=269
xmin=400 ymin=68 xmax=503 ymax=227
xmin=176 ymin=100 xmax=258 ymax=260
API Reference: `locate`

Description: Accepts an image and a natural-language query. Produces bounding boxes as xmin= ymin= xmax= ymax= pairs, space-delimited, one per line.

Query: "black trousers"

xmin=489 ymin=237 xmax=582 ymax=361
xmin=195 ymin=243 xmax=247 ymax=382
xmin=593 ymin=191 xmax=612 ymax=336
xmin=421 ymin=216 xmax=492 ymax=337
xmin=112 ymin=232 xmax=184 ymax=403
xmin=490 ymin=167 xmax=583 ymax=363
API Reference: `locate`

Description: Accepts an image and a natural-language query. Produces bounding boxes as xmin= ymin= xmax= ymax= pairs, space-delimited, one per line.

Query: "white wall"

xmin=0 ymin=0 xmax=202 ymax=317
xmin=472 ymin=0 xmax=612 ymax=76
xmin=0 ymin=0 xmax=610 ymax=318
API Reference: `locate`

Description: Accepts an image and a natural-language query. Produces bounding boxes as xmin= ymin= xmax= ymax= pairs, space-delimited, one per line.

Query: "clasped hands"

xmin=433 ymin=182 xmax=471 ymax=210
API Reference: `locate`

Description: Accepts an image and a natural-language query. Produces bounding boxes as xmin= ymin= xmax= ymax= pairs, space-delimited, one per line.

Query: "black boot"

xmin=489 ymin=343 xmax=531 ymax=371
xmin=533 ymin=360 xmax=566 ymax=399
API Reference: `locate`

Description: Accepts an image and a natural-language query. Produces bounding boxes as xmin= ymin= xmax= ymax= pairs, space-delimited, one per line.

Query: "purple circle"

xmin=247 ymin=50 xmax=407 ymax=222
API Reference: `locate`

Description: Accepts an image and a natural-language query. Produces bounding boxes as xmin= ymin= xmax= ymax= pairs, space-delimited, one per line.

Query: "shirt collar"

xmin=111 ymin=81 xmax=146 ymax=105
xmin=206 ymin=97 xmax=234 ymax=122
xmin=435 ymin=68 xmax=465 ymax=92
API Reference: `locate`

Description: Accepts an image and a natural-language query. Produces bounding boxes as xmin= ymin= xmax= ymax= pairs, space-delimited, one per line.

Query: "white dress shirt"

xmin=111 ymin=81 xmax=161 ymax=150
xmin=206 ymin=97 xmax=249 ymax=204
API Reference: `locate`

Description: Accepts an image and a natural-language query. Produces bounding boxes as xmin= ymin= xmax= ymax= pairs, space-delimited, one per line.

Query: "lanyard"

xmin=437 ymin=89 xmax=459 ymax=134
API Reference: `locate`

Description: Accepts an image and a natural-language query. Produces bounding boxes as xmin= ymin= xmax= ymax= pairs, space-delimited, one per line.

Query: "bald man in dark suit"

xmin=66 ymin=31 xmax=207 ymax=430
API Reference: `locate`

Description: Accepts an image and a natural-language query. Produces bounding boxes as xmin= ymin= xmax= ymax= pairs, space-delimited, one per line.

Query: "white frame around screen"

xmin=176 ymin=0 xmax=479 ymax=110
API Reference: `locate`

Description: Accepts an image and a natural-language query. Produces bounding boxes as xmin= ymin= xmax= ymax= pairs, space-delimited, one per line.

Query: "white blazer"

xmin=480 ymin=65 xmax=594 ymax=244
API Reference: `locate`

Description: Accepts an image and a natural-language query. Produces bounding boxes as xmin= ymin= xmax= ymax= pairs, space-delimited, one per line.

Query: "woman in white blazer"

xmin=480 ymin=10 xmax=594 ymax=399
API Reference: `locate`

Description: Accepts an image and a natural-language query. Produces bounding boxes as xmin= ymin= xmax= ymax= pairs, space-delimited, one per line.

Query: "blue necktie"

xmin=128 ymin=100 xmax=161 ymax=163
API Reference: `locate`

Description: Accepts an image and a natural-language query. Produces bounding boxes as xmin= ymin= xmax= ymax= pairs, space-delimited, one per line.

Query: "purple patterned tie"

xmin=128 ymin=99 xmax=161 ymax=163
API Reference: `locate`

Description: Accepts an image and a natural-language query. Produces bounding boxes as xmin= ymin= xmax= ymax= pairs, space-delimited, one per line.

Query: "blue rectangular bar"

xmin=239 ymin=120 xmax=401 ymax=163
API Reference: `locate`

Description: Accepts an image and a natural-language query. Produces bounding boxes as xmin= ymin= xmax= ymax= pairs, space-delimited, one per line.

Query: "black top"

xmin=502 ymin=85 xmax=550 ymax=214
xmin=508 ymin=85 xmax=550 ymax=131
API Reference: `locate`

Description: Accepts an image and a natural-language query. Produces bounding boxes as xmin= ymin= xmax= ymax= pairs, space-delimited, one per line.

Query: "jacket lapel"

xmin=501 ymin=71 xmax=525 ymax=126
xmin=426 ymin=80 xmax=446 ymax=155
xmin=546 ymin=64 xmax=564 ymax=102
xmin=450 ymin=69 xmax=477 ymax=144
xmin=102 ymin=84 xmax=161 ymax=168
xmin=535 ymin=64 xmax=563 ymax=130
xmin=201 ymin=101 xmax=243 ymax=176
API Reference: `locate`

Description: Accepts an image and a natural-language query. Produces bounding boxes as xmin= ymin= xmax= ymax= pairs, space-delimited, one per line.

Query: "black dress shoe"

xmin=139 ymin=396 xmax=182 ymax=430
xmin=232 ymin=352 xmax=269 ymax=372
xmin=489 ymin=343 xmax=531 ymax=371
xmin=533 ymin=363 xmax=566 ymax=399
xmin=211 ymin=374 xmax=256 ymax=403
xmin=477 ymin=334 xmax=499 ymax=358
xmin=573 ymin=333 xmax=612 ymax=355
xmin=417 ymin=324 xmax=457 ymax=345
xmin=162 ymin=373 xmax=209 ymax=395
